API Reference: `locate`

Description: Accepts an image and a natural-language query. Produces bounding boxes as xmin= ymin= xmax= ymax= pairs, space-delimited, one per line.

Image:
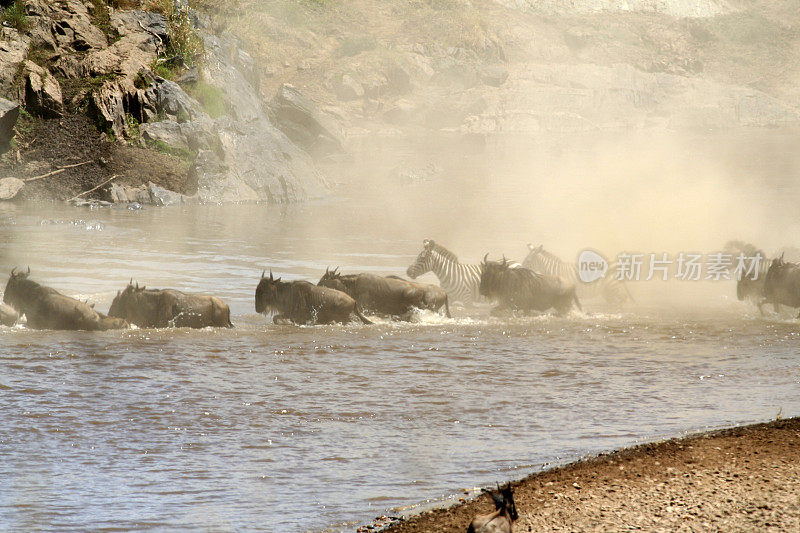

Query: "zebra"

xmin=406 ymin=239 xmax=488 ymax=306
xmin=522 ymin=244 xmax=631 ymax=305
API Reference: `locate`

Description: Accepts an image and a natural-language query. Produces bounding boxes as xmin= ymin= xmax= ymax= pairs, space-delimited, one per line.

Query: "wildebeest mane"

xmin=481 ymin=260 xmax=547 ymax=302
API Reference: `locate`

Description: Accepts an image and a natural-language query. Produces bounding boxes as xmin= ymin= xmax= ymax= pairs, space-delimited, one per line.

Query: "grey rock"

xmin=50 ymin=1 xmax=108 ymax=51
xmin=335 ymin=74 xmax=364 ymax=100
xmin=108 ymin=183 xmax=149 ymax=204
xmin=139 ymin=120 xmax=189 ymax=150
xmin=111 ymin=10 xmax=168 ymax=50
xmin=0 ymin=27 xmax=31 ymax=99
xmin=361 ymin=73 xmax=390 ymax=98
xmin=139 ymin=117 xmax=221 ymax=155
xmin=175 ymin=66 xmax=199 ymax=86
xmin=0 ymin=97 xmax=19 ymax=153
xmin=385 ymin=61 xmax=412 ymax=94
xmin=193 ymin=119 xmax=329 ymax=204
xmin=0 ymin=177 xmax=24 ymax=200
xmin=479 ymin=65 xmax=510 ymax=87
xmin=21 ymin=60 xmax=63 ymax=118
xmin=88 ymin=81 xmax=127 ymax=138
xmin=200 ymin=32 xmax=259 ymax=122
xmin=269 ymin=83 xmax=344 ymax=159
xmin=156 ymin=80 xmax=207 ymax=122
xmin=147 ymin=182 xmax=184 ymax=206
xmin=52 ymin=54 xmax=82 ymax=78
xmin=382 ymin=99 xmax=418 ymax=126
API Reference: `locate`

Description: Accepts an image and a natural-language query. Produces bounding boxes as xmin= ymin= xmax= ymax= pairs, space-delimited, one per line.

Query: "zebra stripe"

xmin=522 ymin=244 xmax=630 ymax=305
xmin=406 ymin=240 xmax=486 ymax=305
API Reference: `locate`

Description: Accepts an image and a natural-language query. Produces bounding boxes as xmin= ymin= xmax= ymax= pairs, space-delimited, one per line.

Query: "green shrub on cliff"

xmin=145 ymin=0 xmax=204 ymax=68
xmin=1 ymin=0 xmax=29 ymax=30
xmin=185 ymin=81 xmax=228 ymax=118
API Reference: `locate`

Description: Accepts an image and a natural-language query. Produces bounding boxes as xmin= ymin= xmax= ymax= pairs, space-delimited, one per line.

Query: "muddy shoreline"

xmin=373 ymin=417 xmax=800 ymax=532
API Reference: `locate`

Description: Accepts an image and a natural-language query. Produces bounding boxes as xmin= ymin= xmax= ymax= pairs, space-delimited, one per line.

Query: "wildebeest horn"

xmin=10 ymin=267 xmax=16 ymax=276
xmin=130 ymin=278 xmax=133 ymax=285
xmin=269 ymin=270 xmax=274 ymax=281
xmin=261 ymin=269 xmax=266 ymax=278
xmin=483 ymin=253 xmax=489 ymax=263
xmin=26 ymin=266 xmax=30 ymax=275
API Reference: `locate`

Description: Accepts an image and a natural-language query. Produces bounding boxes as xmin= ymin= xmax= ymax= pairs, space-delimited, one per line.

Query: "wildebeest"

xmin=763 ymin=254 xmax=800 ymax=317
xmin=724 ymin=240 xmax=769 ymax=314
xmin=479 ymin=256 xmax=581 ymax=315
xmin=523 ymin=243 xmax=631 ymax=305
xmin=256 ymin=271 xmax=372 ymax=325
xmin=318 ymin=268 xmax=427 ymax=318
xmin=0 ymin=301 xmax=19 ymax=326
xmin=3 ymin=268 xmax=129 ymax=330
xmin=467 ymin=483 xmax=518 ymax=533
xmin=386 ymin=275 xmax=451 ymax=317
xmin=108 ymin=282 xmax=233 ymax=328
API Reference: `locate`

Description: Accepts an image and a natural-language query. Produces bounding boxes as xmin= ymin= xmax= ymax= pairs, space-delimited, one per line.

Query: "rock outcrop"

xmin=269 ymin=83 xmax=345 ymax=160
xmin=21 ymin=61 xmax=63 ymax=118
xmin=0 ymin=97 xmax=19 ymax=153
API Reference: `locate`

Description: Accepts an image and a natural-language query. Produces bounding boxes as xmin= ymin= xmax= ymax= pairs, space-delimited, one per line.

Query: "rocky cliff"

xmin=1 ymin=0 xmax=798 ymax=203
xmin=0 ymin=0 xmax=328 ymax=203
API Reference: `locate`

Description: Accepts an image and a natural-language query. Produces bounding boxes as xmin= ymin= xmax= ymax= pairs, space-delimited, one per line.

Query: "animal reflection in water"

xmin=468 ymin=483 xmax=518 ymax=533
xmin=108 ymin=282 xmax=233 ymax=328
xmin=256 ymin=270 xmax=372 ymax=325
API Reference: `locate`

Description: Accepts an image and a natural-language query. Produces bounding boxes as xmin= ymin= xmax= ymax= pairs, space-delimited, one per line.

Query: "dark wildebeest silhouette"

xmin=724 ymin=240 xmax=769 ymax=314
xmin=385 ymin=274 xmax=451 ymax=317
xmin=479 ymin=255 xmax=581 ymax=316
xmin=467 ymin=483 xmax=519 ymax=533
xmin=256 ymin=271 xmax=372 ymax=325
xmin=318 ymin=268 xmax=427 ymax=319
xmin=764 ymin=254 xmax=800 ymax=318
xmin=108 ymin=282 xmax=233 ymax=328
xmin=3 ymin=268 xmax=128 ymax=330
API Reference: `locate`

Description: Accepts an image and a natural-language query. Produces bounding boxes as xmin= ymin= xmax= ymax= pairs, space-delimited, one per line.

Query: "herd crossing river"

xmin=1 ymin=200 xmax=799 ymax=532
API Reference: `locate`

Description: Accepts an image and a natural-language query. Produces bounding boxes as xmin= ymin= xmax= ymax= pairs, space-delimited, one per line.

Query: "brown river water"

xmin=1 ymin=131 xmax=800 ymax=531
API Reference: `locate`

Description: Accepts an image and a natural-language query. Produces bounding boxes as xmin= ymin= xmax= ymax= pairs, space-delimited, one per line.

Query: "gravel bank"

xmin=379 ymin=417 xmax=800 ymax=532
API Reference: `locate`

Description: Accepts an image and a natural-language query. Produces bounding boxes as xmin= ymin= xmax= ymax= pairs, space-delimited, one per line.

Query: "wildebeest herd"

xmin=2 ymin=239 xmax=799 ymax=331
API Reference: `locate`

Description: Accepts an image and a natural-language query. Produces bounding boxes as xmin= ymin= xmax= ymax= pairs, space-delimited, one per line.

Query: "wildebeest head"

xmin=499 ymin=483 xmax=518 ymax=521
xmin=3 ymin=266 xmax=32 ymax=311
xmin=406 ymin=239 xmax=436 ymax=279
xmin=479 ymin=255 xmax=513 ymax=299
xmin=255 ymin=270 xmax=281 ymax=314
xmin=108 ymin=282 xmax=145 ymax=319
xmin=318 ymin=267 xmax=347 ymax=292
xmin=483 ymin=482 xmax=518 ymax=522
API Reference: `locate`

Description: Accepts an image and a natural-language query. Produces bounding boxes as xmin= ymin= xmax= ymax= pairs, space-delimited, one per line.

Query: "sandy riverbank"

xmin=375 ymin=417 xmax=800 ymax=532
